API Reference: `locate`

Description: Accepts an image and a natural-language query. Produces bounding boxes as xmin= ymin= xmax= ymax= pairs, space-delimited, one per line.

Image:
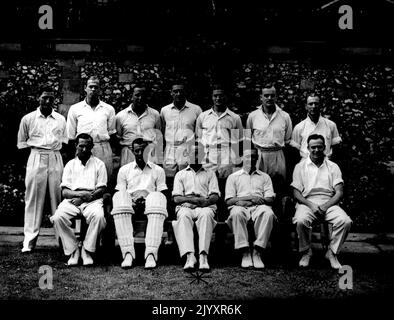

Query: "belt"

xmin=31 ymin=148 xmax=59 ymax=154
xmin=207 ymin=144 xmax=231 ymax=150
xmin=94 ymin=141 xmax=109 ymax=145
xmin=256 ymin=146 xmax=283 ymax=152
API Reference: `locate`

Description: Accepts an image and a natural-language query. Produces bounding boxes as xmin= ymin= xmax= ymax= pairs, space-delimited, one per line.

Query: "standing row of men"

xmin=17 ymin=76 xmax=351 ymax=271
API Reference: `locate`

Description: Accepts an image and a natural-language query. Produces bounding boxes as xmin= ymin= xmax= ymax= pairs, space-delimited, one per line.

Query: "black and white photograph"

xmin=0 ymin=0 xmax=393 ymax=316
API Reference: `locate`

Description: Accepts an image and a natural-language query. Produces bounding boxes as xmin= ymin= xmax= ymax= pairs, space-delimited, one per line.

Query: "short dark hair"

xmin=306 ymin=93 xmax=319 ymax=101
xmin=262 ymin=82 xmax=276 ymax=90
xmin=87 ymin=76 xmax=100 ymax=83
xmin=76 ymin=133 xmax=94 ymax=146
xmin=131 ymin=137 xmax=149 ymax=149
xmin=40 ymin=86 xmax=55 ymax=95
xmin=212 ymin=84 xmax=225 ymax=92
xmin=307 ymin=134 xmax=325 ymax=146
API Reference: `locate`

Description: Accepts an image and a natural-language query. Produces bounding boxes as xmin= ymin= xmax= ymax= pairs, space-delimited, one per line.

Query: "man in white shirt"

xmin=291 ymin=134 xmax=352 ymax=269
xmin=51 ymin=133 xmax=107 ymax=266
xmin=196 ymin=87 xmax=243 ymax=181
xmin=160 ymin=83 xmax=202 ymax=179
xmin=115 ymin=85 xmax=162 ymax=166
xmin=172 ymin=144 xmax=220 ymax=271
xmin=17 ymin=87 xmax=68 ymax=253
xmin=290 ymin=94 xmax=342 ymax=160
xmin=246 ymin=83 xmax=292 ymax=197
xmin=66 ymin=76 xmax=116 ymax=180
xmin=225 ymin=148 xmax=276 ymax=269
xmin=111 ymin=138 xmax=169 ymax=269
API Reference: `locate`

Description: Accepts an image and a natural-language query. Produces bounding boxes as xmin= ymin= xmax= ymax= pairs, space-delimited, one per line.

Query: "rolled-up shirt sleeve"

xmin=331 ymin=123 xmax=342 ymax=145
xmin=284 ymin=114 xmax=293 ymax=144
xmin=95 ymin=161 xmax=108 ymax=188
xmin=332 ymin=163 xmax=344 ymax=187
xmin=60 ymin=162 xmax=73 ymax=189
xmin=66 ymin=106 xmax=77 ymax=140
xmin=107 ymin=107 xmax=116 ymax=135
xmin=155 ymin=168 xmax=168 ymax=192
xmin=172 ymin=172 xmax=184 ymax=197
xmin=17 ymin=116 xmax=29 ymax=149
xmin=290 ymin=124 xmax=301 ymax=150
xmin=262 ymin=175 xmax=276 ymax=199
xmin=290 ymin=163 xmax=304 ymax=193
xmin=208 ymin=172 xmax=221 ymax=197
xmin=115 ymin=166 xmax=127 ymax=191
xmin=225 ymin=175 xmax=236 ymax=200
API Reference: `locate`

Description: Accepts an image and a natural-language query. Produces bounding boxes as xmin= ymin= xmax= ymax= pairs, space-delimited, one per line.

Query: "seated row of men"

xmin=50 ymin=133 xmax=352 ymax=272
xmin=16 ymin=79 xmax=348 ymax=273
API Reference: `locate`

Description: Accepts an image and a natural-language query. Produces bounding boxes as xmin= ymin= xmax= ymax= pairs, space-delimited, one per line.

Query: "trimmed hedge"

xmin=0 ymin=58 xmax=393 ymax=231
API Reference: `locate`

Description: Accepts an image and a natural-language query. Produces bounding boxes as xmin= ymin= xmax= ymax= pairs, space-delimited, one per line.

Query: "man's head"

xmin=75 ymin=133 xmax=94 ymax=161
xmin=306 ymin=94 xmax=321 ymax=121
xmin=85 ymin=76 xmax=101 ymax=101
xmin=131 ymin=137 xmax=150 ymax=163
xmin=188 ymin=143 xmax=205 ymax=171
xmin=307 ymin=134 xmax=326 ymax=163
xmin=171 ymin=84 xmax=186 ymax=107
xmin=243 ymin=148 xmax=259 ymax=172
xmin=38 ymin=87 xmax=55 ymax=112
xmin=261 ymin=83 xmax=277 ymax=109
xmin=211 ymin=85 xmax=227 ymax=109
xmin=131 ymin=85 xmax=147 ymax=109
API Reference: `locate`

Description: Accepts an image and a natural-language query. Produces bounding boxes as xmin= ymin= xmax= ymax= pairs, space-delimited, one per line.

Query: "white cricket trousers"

xmin=172 ymin=207 xmax=217 ymax=257
xmin=23 ymin=149 xmax=63 ymax=251
xmin=292 ymin=195 xmax=352 ymax=254
xmin=50 ymin=199 xmax=106 ymax=255
xmin=226 ymin=205 xmax=276 ymax=250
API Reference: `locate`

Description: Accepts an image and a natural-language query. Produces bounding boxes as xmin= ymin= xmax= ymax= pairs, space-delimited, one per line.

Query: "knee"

xmin=177 ymin=208 xmax=193 ymax=221
xmin=294 ymin=212 xmax=310 ymax=228
xmin=200 ymin=208 xmax=214 ymax=218
xmin=92 ymin=209 xmax=105 ymax=222
xmin=261 ymin=207 xmax=275 ymax=221
xmin=229 ymin=207 xmax=245 ymax=220
xmin=339 ymin=214 xmax=352 ymax=229
xmin=50 ymin=208 xmax=68 ymax=224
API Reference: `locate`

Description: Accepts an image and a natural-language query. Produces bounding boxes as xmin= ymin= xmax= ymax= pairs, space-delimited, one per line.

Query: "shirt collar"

xmin=306 ymin=115 xmax=323 ymax=125
xmin=259 ymin=104 xmax=280 ymax=119
xmin=128 ymin=104 xmax=149 ymax=116
xmin=171 ymin=101 xmax=190 ymax=110
xmin=132 ymin=160 xmax=154 ymax=170
xmin=238 ymin=168 xmax=263 ymax=176
xmin=185 ymin=165 xmax=206 ymax=173
xmin=306 ymin=156 xmax=327 ymax=168
xmin=76 ymin=155 xmax=94 ymax=167
xmin=208 ymin=107 xmax=229 ymax=117
xmin=36 ymin=107 xmax=55 ymax=119
xmin=84 ymin=99 xmax=104 ymax=109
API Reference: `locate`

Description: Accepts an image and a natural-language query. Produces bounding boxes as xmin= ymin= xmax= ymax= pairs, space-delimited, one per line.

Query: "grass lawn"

xmin=1 ymin=243 xmax=394 ymax=301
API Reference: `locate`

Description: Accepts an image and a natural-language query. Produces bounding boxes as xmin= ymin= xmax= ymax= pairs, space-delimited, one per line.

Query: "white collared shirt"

xmin=17 ymin=108 xmax=67 ymax=150
xmin=61 ymin=156 xmax=107 ymax=191
xmin=66 ymin=100 xmax=116 ymax=143
xmin=225 ymin=168 xmax=276 ymax=200
xmin=196 ymin=107 xmax=243 ymax=147
xmin=115 ymin=160 xmax=167 ymax=194
xmin=160 ymin=101 xmax=202 ymax=145
xmin=291 ymin=157 xmax=344 ymax=198
xmin=115 ymin=105 xmax=161 ymax=146
xmin=290 ymin=115 xmax=342 ymax=158
xmin=246 ymin=105 xmax=292 ymax=148
xmin=172 ymin=166 xmax=220 ymax=198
